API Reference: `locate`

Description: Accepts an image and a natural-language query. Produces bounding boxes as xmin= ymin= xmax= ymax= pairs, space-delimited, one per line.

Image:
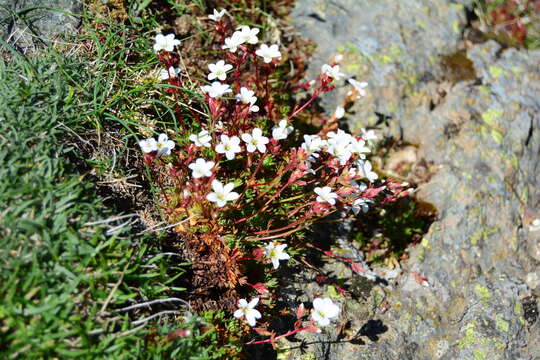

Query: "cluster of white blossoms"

xmin=181 ymin=122 xmax=292 ymax=208
xmin=234 ymin=295 xmax=340 ymax=328
xmin=300 ymin=129 xmax=375 ymax=171
xmin=145 ymin=11 xmax=385 ymax=333
xmin=219 ymin=24 xmax=281 ymax=64
xmin=189 ymin=124 xmax=291 ymax=159
xmin=201 ymin=22 xmax=281 ymax=102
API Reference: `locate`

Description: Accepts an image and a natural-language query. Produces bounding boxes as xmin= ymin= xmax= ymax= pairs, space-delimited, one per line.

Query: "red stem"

xmin=247 ymin=327 xmax=315 ymax=345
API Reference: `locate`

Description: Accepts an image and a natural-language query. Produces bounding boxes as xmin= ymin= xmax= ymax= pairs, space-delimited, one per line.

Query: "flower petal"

xmin=248 ymin=298 xmax=259 ymax=308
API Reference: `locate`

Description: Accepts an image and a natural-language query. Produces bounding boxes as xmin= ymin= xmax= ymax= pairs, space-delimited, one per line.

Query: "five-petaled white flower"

xmin=208 ymin=60 xmax=233 ymax=81
xmin=265 ymin=243 xmax=290 ymax=269
xmin=188 ymin=158 xmax=215 ymax=179
xmin=139 ymin=137 xmax=157 ymax=153
xmin=153 ymin=34 xmax=181 ymax=52
xmin=314 ymin=186 xmax=338 ymax=205
xmin=354 ymin=160 xmax=378 ymax=183
xmin=208 ymin=8 xmax=226 ymax=21
xmin=215 ymin=134 xmax=242 ymax=160
xmin=352 ymin=198 xmax=371 ymax=214
xmin=321 ymin=64 xmax=345 ymax=81
xmin=256 ymin=44 xmax=281 ymax=63
xmin=241 ymin=128 xmax=269 ymax=153
xmin=311 ymin=297 xmax=340 ymax=327
xmin=361 ymin=128 xmax=377 ymax=143
xmin=348 ymin=138 xmax=370 ymax=159
xmin=348 ymin=79 xmax=368 ymax=97
xmin=301 ymin=134 xmax=326 ymax=154
xmin=159 ymin=66 xmax=181 ymax=80
xmin=236 ymin=25 xmax=259 ymax=44
xmin=155 ymin=133 xmax=175 ymax=155
xmin=236 ymin=87 xmax=259 ymax=112
xmin=206 ymin=180 xmax=240 ymax=207
xmin=272 ymin=120 xmax=293 ymax=140
xmin=139 ymin=134 xmax=175 ymax=156
xmin=334 ymin=106 xmax=345 ymax=119
xmin=189 ymin=130 xmax=212 ymax=148
xmin=234 ymin=298 xmax=262 ymax=327
xmin=222 ymin=32 xmax=244 ymax=53
xmin=201 ymin=81 xmax=232 ymax=98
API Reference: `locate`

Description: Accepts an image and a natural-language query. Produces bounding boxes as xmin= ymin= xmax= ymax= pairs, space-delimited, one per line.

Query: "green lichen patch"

xmin=488 ymin=65 xmax=509 ymax=79
xmin=481 ymin=109 xmax=503 ymax=125
xmin=474 ymin=284 xmax=492 ymax=301
xmin=495 ymin=317 xmax=510 ymax=333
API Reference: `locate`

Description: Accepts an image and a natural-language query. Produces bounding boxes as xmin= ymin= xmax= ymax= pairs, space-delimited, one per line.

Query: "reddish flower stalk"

xmin=246 ymin=326 xmax=320 ymax=345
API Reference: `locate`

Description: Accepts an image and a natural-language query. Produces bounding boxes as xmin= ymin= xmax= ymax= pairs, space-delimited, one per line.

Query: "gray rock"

xmin=291 ymin=0 xmax=468 ymax=129
xmin=0 ymin=0 xmax=82 ymax=53
xmin=285 ymin=0 xmax=540 ymax=359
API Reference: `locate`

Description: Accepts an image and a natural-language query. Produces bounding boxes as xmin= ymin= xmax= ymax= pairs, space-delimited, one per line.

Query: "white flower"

xmin=235 ymin=87 xmax=259 ymax=112
xmin=334 ymin=106 xmax=345 ymax=119
xmin=314 ymin=186 xmax=338 ymax=205
xmin=361 ymin=128 xmax=378 ymax=143
xmin=301 ymin=134 xmax=325 ymax=154
xmin=139 ymin=138 xmax=157 ymax=153
xmin=241 ymin=128 xmax=269 ymax=153
xmin=159 ymin=66 xmax=181 ymax=80
xmin=236 ymin=26 xmax=259 ymax=44
xmin=222 ymin=32 xmax=244 ymax=53
xmin=334 ymin=54 xmax=343 ymax=63
xmin=311 ymin=297 xmax=340 ymax=327
xmin=348 ymin=79 xmax=368 ymax=97
xmin=327 ymin=129 xmax=353 ymax=147
xmin=215 ymin=134 xmax=242 ymax=160
xmin=326 ymin=144 xmax=352 ymax=165
xmin=265 ymin=243 xmax=290 ymax=269
xmin=256 ymin=44 xmax=281 ymax=63
xmin=348 ymin=138 xmax=370 ymax=159
xmin=209 ymin=8 xmax=226 ymax=21
xmin=350 ymin=180 xmax=368 ymax=192
xmin=206 ymin=180 xmax=240 ymax=207
xmin=201 ymin=81 xmax=232 ymax=98
xmin=234 ymin=298 xmax=262 ymax=327
xmin=153 ymin=33 xmax=181 ymax=52
xmin=208 ymin=60 xmax=233 ymax=81
xmin=326 ymin=131 xmax=353 ymax=164
xmin=350 ymin=197 xmax=372 ymax=214
xmin=188 ymin=158 xmax=215 ymax=179
xmin=354 ymin=160 xmax=378 ymax=182
xmin=189 ymin=130 xmax=212 ymax=148
xmin=272 ymin=120 xmax=293 ymax=140
xmin=155 ymin=133 xmax=175 ymax=155
xmin=530 ymin=219 xmax=540 ymax=232
xmin=321 ymin=64 xmax=345 ymax=81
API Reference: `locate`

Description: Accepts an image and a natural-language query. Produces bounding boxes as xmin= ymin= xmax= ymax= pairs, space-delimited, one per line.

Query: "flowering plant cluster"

xmin=138 ymin=8 xmax=410 ymax=344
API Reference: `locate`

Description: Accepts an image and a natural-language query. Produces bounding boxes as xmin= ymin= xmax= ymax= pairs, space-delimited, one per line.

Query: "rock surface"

xmin=282 ymin=0 xmax=540 ymax=359
xmin=0 ymin=0 xmax=82 ymax=53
